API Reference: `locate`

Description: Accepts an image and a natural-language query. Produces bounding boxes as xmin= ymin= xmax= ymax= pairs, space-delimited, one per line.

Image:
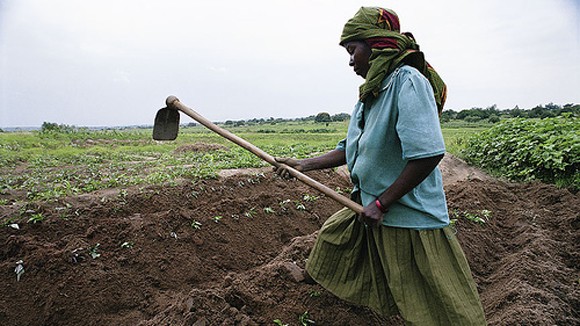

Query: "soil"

xmin=0 ymin=154 xmax=578 ymax=326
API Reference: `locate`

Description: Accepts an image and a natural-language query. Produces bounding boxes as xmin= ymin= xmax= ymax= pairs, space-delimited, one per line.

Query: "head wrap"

xmin=341 ymin=7 xmax=447 ymax=113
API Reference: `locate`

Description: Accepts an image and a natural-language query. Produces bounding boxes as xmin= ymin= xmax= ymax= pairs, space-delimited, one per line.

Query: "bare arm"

xmin=274 ymin=149 xmax=346 ymax=177
xmin=361 ymin=154 xmax=444 ymax=226
xmin=297 ymin=149 xmax=346 ymax=171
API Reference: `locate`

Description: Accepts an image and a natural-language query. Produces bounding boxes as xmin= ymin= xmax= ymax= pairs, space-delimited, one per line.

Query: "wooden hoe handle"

xmin=165 ymin=95 xmax=364 ymax=214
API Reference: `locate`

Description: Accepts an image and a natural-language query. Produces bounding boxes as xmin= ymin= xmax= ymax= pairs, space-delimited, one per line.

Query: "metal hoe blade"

xmin=153 ymin=107 xmax=180 ymax=140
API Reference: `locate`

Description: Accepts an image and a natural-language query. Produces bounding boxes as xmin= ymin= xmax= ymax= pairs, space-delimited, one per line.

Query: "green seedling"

xmin=273 ymin=320 xmax=288 ymax=326
xmin=299 ymin=311 xmax=316 ymax=325
xmin=120 ymin=241 xmax=134 ymax=249
xmin=295 ymin=202 xmax=306 ymax=211
xmin=14 ymin=260 xmax=24 ymax=281
xmin=309 ymin=290 xmax=321 ymax=297
xmin=302 ymin=194 xmax=319 ymax=202
xmin=451 ymin=209 xmax=492 ymax=225
xmin=212 ymin=215 xmax=223 ymax=223
xmin=191 ymin=220 xmax=202 ymax=230
xmin=27 ymin=213 xmax=45 ymax=224
xmin=464 ymin=209 xmax=491 ymax=225
xmin=118 ymin=189 xmax=128 ymax=204
xmin=88 ymin=243 xmax=101 ymax=259
xmin=263 ymin=207 xmax=275 ymax=214
xmin=244 ymin=208 xmax=256 ymax=218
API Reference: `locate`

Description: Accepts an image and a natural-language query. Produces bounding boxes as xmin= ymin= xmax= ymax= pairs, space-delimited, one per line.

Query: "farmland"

xmin=0 ymin=120 xmax=488 ymax=203
xmin=0 ymin=120 xmax=578 ymax=325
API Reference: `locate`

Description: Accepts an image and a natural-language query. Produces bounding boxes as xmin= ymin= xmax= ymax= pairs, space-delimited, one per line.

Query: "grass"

xmin=441 ymin=127 xmax=488 ymax=156
xmin=0 ymin=120 xmax=486 ymax=204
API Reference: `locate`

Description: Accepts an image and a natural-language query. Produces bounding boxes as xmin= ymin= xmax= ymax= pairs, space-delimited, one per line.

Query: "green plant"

xmin=244 ymin=208 xmax=256 ymax=218
xmin=299 ymin=311 xmax=316 ymax=325
xmin=212 ymin=216 xmax=223 ymax=223
xmin=451 ymin=209 xmax=492 ymax=225
xmin=15 ymin=260 xmax=24 ymax=281
xmin=273 ymin=320 xmax=288 ymax=326
xmin=302 ymin=194 xmax=319 ymax=202
xmin=191 ymin=220 xmax=202 ymax=230
xmin=120 ymin=241 xmax=134 ymax=249
xmin=88 ymin=243 xmax=101 ymax=259
xmin=27 ymin=213 xmax=45 ymax=224
xmin=309 ymin=290 xmax=321 ymax=297
xmin=462 ymin=116 xmax=579 ymax=189
xmin=295 ymin=202 xmax=306 ymax=211
xmin=263 ymin=207 xmax=275 ymax=214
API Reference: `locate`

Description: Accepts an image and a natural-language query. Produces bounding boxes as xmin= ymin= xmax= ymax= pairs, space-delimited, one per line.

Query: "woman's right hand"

xmin=273 ymin=157 xmax=303 ymax=179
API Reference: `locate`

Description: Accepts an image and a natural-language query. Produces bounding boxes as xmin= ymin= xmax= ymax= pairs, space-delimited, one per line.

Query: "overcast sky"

xmin=1 ymin=0 xmax=579 ymax=128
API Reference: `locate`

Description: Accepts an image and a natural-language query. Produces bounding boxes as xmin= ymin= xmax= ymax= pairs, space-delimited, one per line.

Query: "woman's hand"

xmin=273 ymin=157 xmax=303 ymax=179
xmin=360 ymin=201 xmax=387 ymax=227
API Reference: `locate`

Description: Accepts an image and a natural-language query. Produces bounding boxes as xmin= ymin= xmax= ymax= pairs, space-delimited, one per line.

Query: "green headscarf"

xmin=341 ymin=7 xmax=447 ymax=113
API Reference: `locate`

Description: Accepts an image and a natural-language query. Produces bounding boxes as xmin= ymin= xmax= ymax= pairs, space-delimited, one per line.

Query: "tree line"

xmin=220 ymin=102 xmax=579 ymax=127
xmin=441 ymin=103 xmax=579 ymax=123
xmin=221 ymin=112 xmax=351 ymax=127
xmin=4 ymin=102 xmax=576 ymax=133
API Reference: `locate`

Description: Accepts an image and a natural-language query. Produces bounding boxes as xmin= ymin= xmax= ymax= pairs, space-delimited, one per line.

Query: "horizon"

xmin=2 ymin=101 xmax=576 ymax=130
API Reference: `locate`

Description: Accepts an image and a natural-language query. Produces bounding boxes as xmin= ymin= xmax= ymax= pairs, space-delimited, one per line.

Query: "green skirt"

xmin=306 ymin=208 xmax=486 ymax=326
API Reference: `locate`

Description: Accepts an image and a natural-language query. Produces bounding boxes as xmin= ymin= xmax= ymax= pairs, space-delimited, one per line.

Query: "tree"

xmin=440 ymin=109 xmax=457 ymax=122
xmin=315 ymin=112 xmax=332 ymax=123
xmin=331 ymin=113 xmax=351 ymax=122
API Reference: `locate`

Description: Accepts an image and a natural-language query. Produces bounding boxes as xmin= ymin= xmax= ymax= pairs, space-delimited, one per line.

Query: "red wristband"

xmin=375 ymin=199 xmax=388 ymax=213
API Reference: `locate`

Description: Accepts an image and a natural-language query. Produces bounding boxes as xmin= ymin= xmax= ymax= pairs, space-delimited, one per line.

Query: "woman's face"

xmin=344 ymin=41 xmax=371 ymax=78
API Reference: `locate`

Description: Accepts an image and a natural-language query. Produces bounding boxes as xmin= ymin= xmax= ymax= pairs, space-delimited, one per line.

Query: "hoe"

xmin=153 ymin=95 xmax=363 ymax=214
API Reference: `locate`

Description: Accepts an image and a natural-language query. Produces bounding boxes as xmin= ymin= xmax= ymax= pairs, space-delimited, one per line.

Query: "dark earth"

xmin=1 ymin=152 xmax=578 ymax=325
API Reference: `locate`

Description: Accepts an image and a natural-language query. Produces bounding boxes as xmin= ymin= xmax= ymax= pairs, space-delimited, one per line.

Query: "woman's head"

xmin=339 ymin=6 xmax=447 ymax=113
xmin=340 ymin=7 xmax=401 ymax=46
xmin=344 ymin=40 xmax=372 ymax=78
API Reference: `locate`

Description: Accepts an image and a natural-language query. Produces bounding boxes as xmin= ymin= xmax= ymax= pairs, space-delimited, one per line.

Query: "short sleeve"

xmin=395 ymin=72 xmax=446 ymax=160
xmin=336 ymin=138 xmax=346 ymax=151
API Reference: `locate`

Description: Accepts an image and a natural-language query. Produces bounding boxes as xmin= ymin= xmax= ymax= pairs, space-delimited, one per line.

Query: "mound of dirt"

xmin=1 ymin=155 xmax=578 ymax=325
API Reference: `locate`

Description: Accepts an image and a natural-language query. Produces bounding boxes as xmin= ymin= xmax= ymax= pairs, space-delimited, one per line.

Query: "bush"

xmin=315 ymin=112 xmax=332 ymax=123
xmin=464 ymin=116 xmax=482 ymax=123
xmin=462 ymin=115 xmax=579 ymax=189
xmin=488 ymin=115 xmax=500 ymax=123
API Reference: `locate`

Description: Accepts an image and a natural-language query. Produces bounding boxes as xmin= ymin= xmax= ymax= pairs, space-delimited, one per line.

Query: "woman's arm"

xmin=361 ymin=154 xmax=444 ymax=226
xmin=274 ymin=149 xmax=346 ymax=178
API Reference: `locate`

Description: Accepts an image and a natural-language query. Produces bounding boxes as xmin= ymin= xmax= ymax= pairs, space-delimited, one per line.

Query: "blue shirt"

xmin=337 ymin=65 xmax=449 ymax=229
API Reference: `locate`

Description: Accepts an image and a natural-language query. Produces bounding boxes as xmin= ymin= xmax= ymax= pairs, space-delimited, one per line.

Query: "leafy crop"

xmin=462 ymin=116 xmax=579 ymax=189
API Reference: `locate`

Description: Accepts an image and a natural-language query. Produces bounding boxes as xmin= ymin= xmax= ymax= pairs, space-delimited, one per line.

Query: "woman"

xmin=275 ymin=7 xmax=486 ymax=325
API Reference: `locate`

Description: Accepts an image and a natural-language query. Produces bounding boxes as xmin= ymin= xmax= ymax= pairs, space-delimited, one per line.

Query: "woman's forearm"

xmin=301 ymin=149 xmax=346 ymax=172
xmin=377 ymin=154 xmax=444 ymax=208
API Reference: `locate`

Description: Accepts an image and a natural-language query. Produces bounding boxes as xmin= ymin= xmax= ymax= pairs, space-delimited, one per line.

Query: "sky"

xmin=1 ymin=0 xmax=579 ymax=128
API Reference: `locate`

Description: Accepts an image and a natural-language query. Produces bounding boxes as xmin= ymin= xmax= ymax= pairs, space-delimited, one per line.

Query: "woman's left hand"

xmin=360 ymin=202 xmax=386 ymax=227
